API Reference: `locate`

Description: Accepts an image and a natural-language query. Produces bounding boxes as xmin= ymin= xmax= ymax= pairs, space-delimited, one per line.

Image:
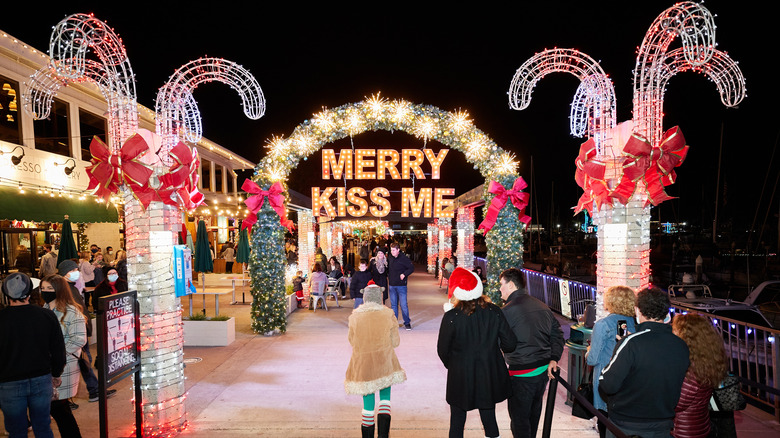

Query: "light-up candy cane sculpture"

xmin=509 ymin=2 xmax=745 ymax=315
xmin=23 ymin=13 xmax=266 ymax=437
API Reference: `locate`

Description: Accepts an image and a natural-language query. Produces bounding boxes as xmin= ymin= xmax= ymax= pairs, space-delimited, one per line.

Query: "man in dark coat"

xmin=500 ymin=268 xmax=564 ymax=438
xmin=0 ymin=273 xmax=66 ymax=437
xmin=388 ymin=242 xmax=414 ymax=330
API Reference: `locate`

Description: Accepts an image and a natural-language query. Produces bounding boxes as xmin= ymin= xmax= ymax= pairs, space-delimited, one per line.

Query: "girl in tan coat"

xmin=345 ymin=283 xmax=406 ymax=438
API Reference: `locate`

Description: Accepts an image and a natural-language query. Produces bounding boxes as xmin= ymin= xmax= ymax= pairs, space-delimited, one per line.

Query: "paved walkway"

xmin=7 ymin=265 xmax=780 ymax=437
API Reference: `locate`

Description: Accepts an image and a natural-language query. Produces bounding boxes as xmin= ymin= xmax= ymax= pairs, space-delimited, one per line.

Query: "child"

xmin=345 ymin=284 xmax=406 ymax=438
xmin=349 ymin=259 xmax=373 ymax=308
xmin=292 ymin=271 xmax=304 ymax=308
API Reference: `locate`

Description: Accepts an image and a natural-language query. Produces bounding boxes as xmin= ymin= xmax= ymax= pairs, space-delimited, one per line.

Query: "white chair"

xmin=310 ymin=280 xmax=328 ymax=312
xmin=324 ymin=277 xmax=342 ymax=308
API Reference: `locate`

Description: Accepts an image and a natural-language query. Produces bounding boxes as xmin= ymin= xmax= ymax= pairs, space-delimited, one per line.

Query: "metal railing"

xmin=521 ymin=268 xmax=597 ymax=319
xmin=519 ymin=267 xmax=780 ymax=421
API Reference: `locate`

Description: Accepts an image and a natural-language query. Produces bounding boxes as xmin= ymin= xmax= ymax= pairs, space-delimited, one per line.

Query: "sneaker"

xmin=69 ymin=399 xmax=79 ymax=410
xmin=89 ymin=389 xmax=117 ymax=402
xmin=404 ymin=324 xmax=412 ymax=331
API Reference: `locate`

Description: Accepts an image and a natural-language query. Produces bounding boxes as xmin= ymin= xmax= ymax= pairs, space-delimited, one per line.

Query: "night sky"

xmin=3 ymin=1 xmax=773 ymax=233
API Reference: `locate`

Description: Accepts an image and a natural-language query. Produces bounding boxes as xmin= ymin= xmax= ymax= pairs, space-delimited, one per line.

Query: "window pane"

xmin=214 ymin=164 xmax=223 ymax=193
xmin=0 ymin=75 xmax=22 ymax=145
xmin=201 ymin=158 xmax=211 ymax=190
xmin=34 ymin=99 xmax=70 ymax=156
xmin=227 ymin=172 xmax=235 ymax=194
xmin=79 ymin=109 xmax=107 ymax=161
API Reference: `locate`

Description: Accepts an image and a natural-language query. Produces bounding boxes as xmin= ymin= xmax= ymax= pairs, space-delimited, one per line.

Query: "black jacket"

xmin=598 ymin=321 xmax=690 ymax=424
xmin=501 ymin=290 xmax=564 ymax=370
xmin=387 ymin=252 xmax=414 ymax=286
xmin=438 ymin=303 xmax=517 ymax=410
xmin=350 ymin=270 xmax=373 ymax=300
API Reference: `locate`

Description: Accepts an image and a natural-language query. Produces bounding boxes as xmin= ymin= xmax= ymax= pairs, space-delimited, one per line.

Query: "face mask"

xmin=91 ymin=248 xmax=98 ymax=253
xmin=108 ymin=274 xmax=119 ymax=283
xmin=67 ymin=271 xmax=80 ymax=282
xmin=42 ymin=291 xmax=56 ymax=303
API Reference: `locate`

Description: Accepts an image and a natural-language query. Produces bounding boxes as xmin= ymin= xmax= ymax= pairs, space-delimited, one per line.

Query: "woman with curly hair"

xmin=586 ymin=285 xmax=636 ymax=437
xmin=671 ymin=313 xmax=728 ymax=438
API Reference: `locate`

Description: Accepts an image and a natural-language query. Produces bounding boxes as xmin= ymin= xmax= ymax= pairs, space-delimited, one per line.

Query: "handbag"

xmin=709 ymin=374 xmax=746 ymax=412
xmin=572 ymin=370 xmax=595 ymax=419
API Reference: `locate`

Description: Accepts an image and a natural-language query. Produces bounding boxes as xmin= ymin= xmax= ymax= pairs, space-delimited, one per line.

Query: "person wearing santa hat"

xmin=437 ymin=267 xmax=517 ymax=438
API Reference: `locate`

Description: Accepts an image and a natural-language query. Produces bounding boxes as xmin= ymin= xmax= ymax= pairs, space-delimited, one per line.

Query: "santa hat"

xmin=448 ymin=267 xmax=483 ymax=301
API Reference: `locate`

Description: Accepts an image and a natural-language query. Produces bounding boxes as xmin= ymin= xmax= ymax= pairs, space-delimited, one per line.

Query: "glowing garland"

xmin=427 ymin=222 xmax=438 ymax=274
xmin=437 ymin=218 xmax=452 ymax=283
xmin=247 ymin=95 xmax=526 ymax=328
xmin=456 ymin=207 xmax=475 ymax=270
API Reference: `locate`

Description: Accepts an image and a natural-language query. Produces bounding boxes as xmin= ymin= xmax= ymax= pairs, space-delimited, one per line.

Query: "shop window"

xmin=214 ymin=164 xmax=224 ymax=193
xmin=0 ymin=75 xmax=21 ymax=145
xmin=79 ymin=109 xmax=107 ymax=161
xmin=201 ymin=158 xmax=211 ymax=191
xmin=227 ymin=171 xmax=235 ymax=194
xmin=34 ymin=98 xmax=70 ymax=157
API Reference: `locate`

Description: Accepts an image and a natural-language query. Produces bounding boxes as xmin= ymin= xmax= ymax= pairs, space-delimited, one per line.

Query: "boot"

xmin=361 ymin=424 xmax=374 ymax=438
xmin=377 ymin=413 xmax=390 ymax=438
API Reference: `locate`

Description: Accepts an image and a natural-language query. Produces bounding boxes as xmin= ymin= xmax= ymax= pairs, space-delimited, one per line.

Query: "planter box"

xmin=286 ymin=293 xmax=296 ymax=316
xmin=183 ymin=317 xmax=236 ymax=347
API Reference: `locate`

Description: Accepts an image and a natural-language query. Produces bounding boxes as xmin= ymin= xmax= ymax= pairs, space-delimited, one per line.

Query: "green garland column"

xmin=483 ymin=173 xmax=526 ymax=304
xmin=248 ymin=179 xmax=288 ymax=335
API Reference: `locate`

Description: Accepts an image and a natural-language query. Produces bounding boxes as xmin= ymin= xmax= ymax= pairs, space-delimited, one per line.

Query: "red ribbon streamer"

xmin=158 ymin=142 xmax=206 ymax=210
xmin=241 ymin=180 xmax=295 ymax=231
xmin=613 ymin=126 xmax=688 ymax=207
xmin=477 ymin=177 xmax=532 ymax=235
xmin=85 ymin=135 xmax=153 ymax=203
xmin=573 ymin=138 xmax=611 ymax=215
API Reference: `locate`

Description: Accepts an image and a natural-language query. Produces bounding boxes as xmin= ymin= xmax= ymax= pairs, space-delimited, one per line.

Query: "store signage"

xmin=313 ymin=148 xmax=455 ymax=218
xmin=0 ymin=141 xmax=89 ymax=190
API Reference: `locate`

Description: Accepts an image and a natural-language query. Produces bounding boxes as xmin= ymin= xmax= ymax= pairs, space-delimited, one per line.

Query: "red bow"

xmin=134 ymin=185 xmax=178 ymax=210
xmin=241 ymin=180 xmax=295 ymax=231
xmin=614 ymin=126 xmax=688 ymax=206
xmin=477 ymin=177 xmax=531 ymax=235
xmin=573 ymin=138 xmax=611 ymax=215
xmin=86 ymin=135 xmax=153 ymax=202
xmin=159 ymin=142 xmax=205 ymax=210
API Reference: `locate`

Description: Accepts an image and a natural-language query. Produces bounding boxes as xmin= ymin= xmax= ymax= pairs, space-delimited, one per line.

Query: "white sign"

xmin=559 ymin=279 xmax=571 ymax=319
xmin=0 ymin=141 xmax=90 ymax=190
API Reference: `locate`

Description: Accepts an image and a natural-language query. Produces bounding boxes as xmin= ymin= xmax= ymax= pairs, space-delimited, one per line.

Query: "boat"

xmin=668 ymin=281 xmax=780 ymax=329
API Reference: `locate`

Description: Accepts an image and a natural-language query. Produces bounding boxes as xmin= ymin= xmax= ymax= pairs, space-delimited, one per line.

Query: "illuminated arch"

xmin=247 ymin=94 xmax=528 ymax=333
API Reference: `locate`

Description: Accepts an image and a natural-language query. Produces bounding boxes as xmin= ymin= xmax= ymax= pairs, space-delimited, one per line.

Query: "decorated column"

xmin=427 ymin=222 xmax=439 ymax=274
xmin=456 ymin=207 xmax=475 ymax=270
xmin=508 ymin=2 xmax=745 ymax=316
xmin=297 ymin=210 xmax=315 ymax=274
xmin=437 ymin=217 xmax=452 ymax=282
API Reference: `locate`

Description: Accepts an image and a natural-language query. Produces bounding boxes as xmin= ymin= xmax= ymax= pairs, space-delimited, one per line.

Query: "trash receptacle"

xmin=565 ymin=323 xmax=592 ymax=406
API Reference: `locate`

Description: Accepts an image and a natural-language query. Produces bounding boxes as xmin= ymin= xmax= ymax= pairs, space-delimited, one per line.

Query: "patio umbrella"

xmin=193 ymin=220 xmax=213 ymax=292
xmin=236 ymin=227 xmax=250 ymax=271
xmin=56 ymin=215 xmax=79 ymax=266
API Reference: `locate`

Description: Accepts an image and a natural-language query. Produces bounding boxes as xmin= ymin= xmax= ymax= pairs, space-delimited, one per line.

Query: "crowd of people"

xmin=2 ymin=234 xmax=736 ymax=438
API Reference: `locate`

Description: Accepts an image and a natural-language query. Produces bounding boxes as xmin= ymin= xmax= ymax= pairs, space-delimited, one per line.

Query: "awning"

xmin=0 ymin=186 xmax=119 ymax=223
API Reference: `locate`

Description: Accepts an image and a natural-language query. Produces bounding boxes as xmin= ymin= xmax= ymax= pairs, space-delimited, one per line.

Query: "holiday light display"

xmin=509 ymin=2 xmax=745 ymax=313
xmin=456 ymin=207 xmax=475 ymax=269
xmin=24 ymin=13 xmax=265 ymax=436
xmin=297 ymin=210 xmax=315 ymax=275
xmin=427 ymin=221 xmax=439 ymax=274
xmin=245 ymin=95 xmax=528 ymax=326
xmin=437 ymin=217 xmax=452 ymax=283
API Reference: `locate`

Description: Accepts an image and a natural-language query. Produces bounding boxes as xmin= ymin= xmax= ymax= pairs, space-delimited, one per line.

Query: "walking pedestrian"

xmin=388 ymin=242 xmax=414 ymax=330
xmin=344 ymin=283 xmax=407 ymax=438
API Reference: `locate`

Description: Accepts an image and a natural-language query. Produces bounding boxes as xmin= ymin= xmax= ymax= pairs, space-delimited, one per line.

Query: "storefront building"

xmin=0 ymin=29 xmax=254 ymax=277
